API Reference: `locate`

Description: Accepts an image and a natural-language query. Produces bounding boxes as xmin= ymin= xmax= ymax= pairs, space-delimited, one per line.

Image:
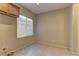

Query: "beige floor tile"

xmin=14 ymin=44 xmax=75 ymax=56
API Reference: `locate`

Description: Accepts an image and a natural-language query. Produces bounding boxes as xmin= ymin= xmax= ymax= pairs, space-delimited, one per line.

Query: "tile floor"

xmin=14 ymin=44 xmax=76 ymax=56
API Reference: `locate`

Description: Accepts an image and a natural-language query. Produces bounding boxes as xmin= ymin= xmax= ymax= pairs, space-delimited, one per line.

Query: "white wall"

xmin=0 ymin=4 xmax=36 ymax=54
xmin=71 ymin=4 xmax=79 ymax=54
xmin=36 ymin=7 xmax=71 ymax=49
xmin=0 ymin=3 xmax=78 ymax=55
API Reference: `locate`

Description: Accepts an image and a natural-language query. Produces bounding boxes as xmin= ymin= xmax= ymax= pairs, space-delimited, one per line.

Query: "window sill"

xmin=17 ymin=35 xmax=33 ymax=39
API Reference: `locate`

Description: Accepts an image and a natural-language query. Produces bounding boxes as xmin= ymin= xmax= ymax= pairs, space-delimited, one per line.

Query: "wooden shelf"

xmin=0 ymin=3 xmax=20 ymax=18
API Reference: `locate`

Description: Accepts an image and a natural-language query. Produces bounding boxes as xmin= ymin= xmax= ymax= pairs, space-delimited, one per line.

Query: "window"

xmin=17 ymin=15 xmax=33 ymax=38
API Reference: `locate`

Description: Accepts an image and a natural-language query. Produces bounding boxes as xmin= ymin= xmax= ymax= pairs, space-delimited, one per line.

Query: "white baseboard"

xmin=0 ymin=42 xmax=35 ymax=56
xmin=37 ymin=41 xmax=68 ymax=50
xmin=13 ymin=42 xmax=35 ymax=54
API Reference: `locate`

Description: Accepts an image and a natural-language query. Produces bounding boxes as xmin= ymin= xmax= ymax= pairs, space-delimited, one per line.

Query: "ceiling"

xmin=20 ymin=3 xmax=71 ymax=14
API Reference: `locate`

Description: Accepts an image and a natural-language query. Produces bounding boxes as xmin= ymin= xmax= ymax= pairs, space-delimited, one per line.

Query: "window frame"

xmin=17 ymin=15 xmax=33 ymax=38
